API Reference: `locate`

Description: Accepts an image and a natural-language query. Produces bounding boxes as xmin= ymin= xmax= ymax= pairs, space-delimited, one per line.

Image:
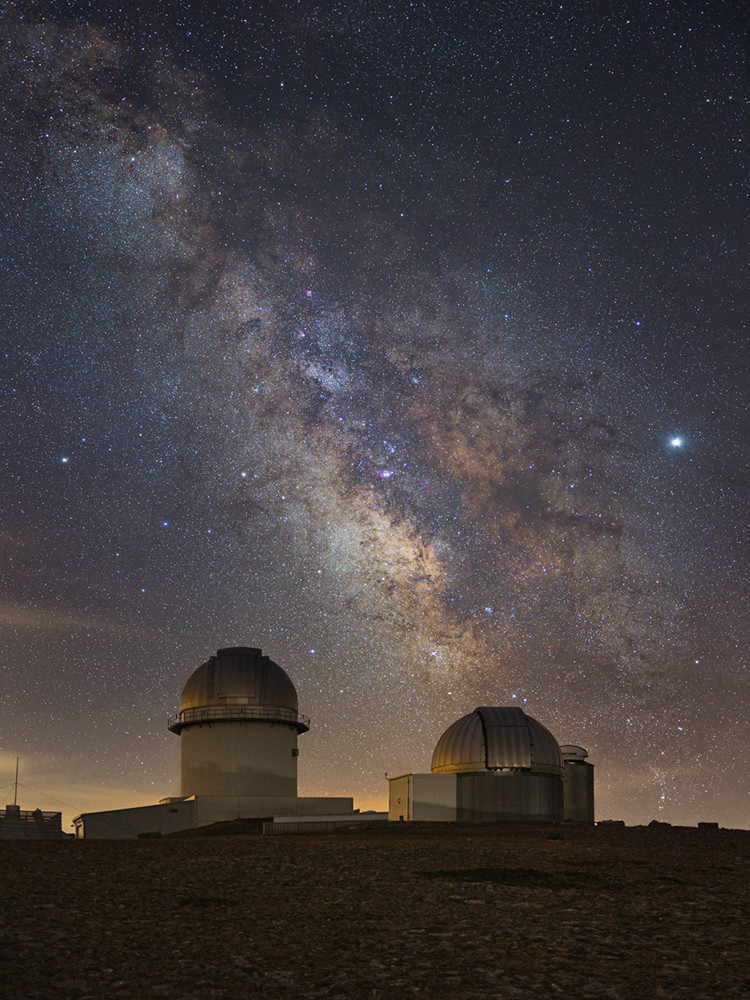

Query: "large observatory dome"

xmin=431 ymin=707 xmax=562 ymax=776
xmin=170 ymin=646 xmax=309 ymax=734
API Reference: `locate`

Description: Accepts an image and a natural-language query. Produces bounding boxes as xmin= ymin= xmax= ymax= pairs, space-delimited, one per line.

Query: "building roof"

xmin=431 ymin=706 xmax=563 ymax=776
xmin=180 ymin=647 xmax=299 ymax=712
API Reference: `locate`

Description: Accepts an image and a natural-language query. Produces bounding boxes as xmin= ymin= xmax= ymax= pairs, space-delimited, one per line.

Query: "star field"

xmin=0 ymin=1 xmax=748 ymax=827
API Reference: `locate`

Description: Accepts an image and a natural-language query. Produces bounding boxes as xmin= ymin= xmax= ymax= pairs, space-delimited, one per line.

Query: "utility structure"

xmin=168 ymin=646 xmax=310 ymax=799
xmin=0 ymin=758 xmax=63 ymax=840
xmin=559 ymin=745 xmax=595 ymax=823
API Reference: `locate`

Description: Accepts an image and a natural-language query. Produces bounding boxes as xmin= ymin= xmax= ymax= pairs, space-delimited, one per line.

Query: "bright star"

xmin=669 ymin=436 xmax=683 ymax=449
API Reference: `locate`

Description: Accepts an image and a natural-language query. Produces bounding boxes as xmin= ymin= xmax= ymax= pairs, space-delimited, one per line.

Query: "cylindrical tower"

xmin=168 ymin=647 xmax=309 ymax=799
xmin=559 ymin=745 xmax=595 ymax=823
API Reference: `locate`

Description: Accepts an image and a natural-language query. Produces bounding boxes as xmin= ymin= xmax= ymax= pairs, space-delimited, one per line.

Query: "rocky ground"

xmin=2 ymin=822 xmax=749 ymax=999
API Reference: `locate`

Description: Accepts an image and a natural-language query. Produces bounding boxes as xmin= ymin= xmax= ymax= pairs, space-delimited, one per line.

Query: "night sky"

xmin=1 ymin=1 xmax=748 ymax=830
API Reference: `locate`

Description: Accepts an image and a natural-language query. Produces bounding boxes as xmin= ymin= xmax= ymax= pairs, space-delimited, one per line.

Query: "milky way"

xmin=1 ymin=2 xmax=748 ymax=826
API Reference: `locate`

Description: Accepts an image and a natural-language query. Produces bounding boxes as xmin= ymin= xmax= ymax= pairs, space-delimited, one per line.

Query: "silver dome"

xmin=431 ymin=707 xmax=562 ymax=776
xmin=170 ymin=647 xmax=309 ymax=734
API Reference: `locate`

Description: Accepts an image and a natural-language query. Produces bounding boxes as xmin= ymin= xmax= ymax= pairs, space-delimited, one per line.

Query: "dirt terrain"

xmin=2 ymin=822 xmax=749 ymax=999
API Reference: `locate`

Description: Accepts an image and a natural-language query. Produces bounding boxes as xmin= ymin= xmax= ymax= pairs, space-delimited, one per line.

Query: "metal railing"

xmin=168 ymin=704 xmax=310 ymax=733
xmin=0 ymin=808 xmax=63 ymax=840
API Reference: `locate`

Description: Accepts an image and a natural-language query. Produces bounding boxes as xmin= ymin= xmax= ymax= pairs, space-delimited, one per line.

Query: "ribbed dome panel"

xmin=431 ymin=707 xmax=562 ymax=775
xmin=430 ymin=712 xmax=485 ymax=773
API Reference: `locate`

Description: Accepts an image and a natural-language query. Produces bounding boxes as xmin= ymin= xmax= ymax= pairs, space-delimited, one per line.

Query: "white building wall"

xmin=388 ymin=773 xmax=457 ymax=821
xmin=74 ymin=800 xmax=197 ymax=840
xmin=389 ymin=774 xmax=412 ymax=821
xmin=74 ymin=794 xmax=356 ymax=839
xmin=180 ymin=721 xmax=298 ymax=798
xmin=193 ymin=795 xmax=354 ymax=826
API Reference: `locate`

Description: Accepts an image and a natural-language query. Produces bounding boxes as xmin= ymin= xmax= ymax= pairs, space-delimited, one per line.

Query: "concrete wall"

xmin=264 ymin=813 xmax=387 ymax=834
xmin=180 ymin=720 xmax=298 ymax=798
xmin=388 ymin=774 xmax=457 ymax=821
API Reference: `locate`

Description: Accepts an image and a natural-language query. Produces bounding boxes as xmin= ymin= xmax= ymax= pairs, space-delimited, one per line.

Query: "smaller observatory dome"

xmin=170 ymin=646 xmax=308 ymax=734
xmin=431 ymin=707 xmax=562 ymax=775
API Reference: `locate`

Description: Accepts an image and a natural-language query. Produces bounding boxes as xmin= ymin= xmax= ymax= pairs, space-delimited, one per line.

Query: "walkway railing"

xmin=0 ymin=808 xmax=63 ymax=840
xmin=168 ymin=705 xmax=310 ymax=733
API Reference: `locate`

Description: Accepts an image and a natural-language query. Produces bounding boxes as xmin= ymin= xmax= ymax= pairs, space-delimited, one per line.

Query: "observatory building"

xmin=388 ymin=707 xmax=594 ymax=824
xmin=73 ymin=650 xmax=594 ymax=836
xmin=169 ymin=646 xmax=309 ymax=799
xmin=74 ymin=647 xmax=354 ymax=838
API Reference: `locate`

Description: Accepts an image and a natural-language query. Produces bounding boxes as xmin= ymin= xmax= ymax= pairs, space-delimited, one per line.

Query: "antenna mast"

xmin=13 ymin=757 xmax=19 ymax=806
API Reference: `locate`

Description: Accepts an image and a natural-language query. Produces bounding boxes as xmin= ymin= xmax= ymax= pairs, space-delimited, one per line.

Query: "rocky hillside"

xmin=1 ymin=822 xmax=749 ymax=998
